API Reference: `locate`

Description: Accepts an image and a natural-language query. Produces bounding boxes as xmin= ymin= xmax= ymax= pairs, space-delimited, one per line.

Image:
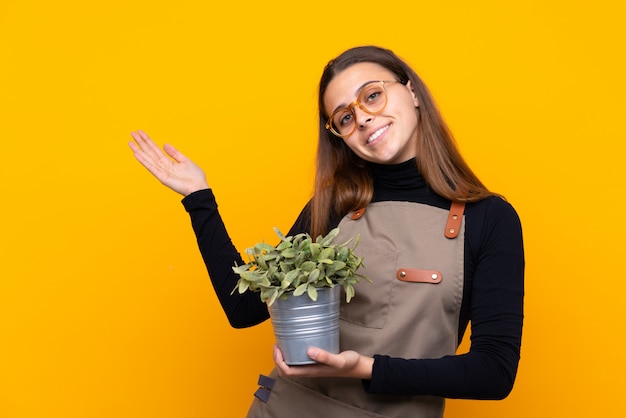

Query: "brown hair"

xmin=311 ymin=46 xmax=496 ymax=237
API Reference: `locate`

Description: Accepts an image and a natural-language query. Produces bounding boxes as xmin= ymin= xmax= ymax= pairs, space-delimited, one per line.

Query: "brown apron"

xmin=247 ymin=201 xmax=465 ymax=418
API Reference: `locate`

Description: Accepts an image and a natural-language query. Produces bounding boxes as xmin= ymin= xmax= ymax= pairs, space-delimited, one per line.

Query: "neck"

xmin=369 ymin=158 xmax=432 ymax=200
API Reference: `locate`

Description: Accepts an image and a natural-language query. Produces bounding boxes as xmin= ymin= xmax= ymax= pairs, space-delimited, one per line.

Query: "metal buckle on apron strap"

xmin=253 ymin=374 xmax=275 ymax=403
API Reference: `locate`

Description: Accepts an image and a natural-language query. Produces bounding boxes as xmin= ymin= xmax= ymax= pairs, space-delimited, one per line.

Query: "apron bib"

xmin=247 ymin=202 xmax=465 ymax=418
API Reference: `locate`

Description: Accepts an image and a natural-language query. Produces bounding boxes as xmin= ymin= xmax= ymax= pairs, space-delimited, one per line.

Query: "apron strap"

xmin=445 ymin=201 xmax=465 ymax=239
xmin=253 ymin=374 xmax=275 ymax=403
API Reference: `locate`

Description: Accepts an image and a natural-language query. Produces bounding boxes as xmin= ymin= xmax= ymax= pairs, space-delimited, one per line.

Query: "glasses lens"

xmin=331 ymin=108 xmax=355 ymax=137
xmin=359 ymin=82 xmax=387 ymax=113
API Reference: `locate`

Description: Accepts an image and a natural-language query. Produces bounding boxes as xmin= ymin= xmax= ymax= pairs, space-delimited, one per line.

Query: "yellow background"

xmin=1 ymin=0 xmax=624 ymax=417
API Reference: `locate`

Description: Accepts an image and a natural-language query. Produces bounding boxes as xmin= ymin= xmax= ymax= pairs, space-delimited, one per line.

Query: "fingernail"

xmin=308 ymin=348 xmax=318 ymax=358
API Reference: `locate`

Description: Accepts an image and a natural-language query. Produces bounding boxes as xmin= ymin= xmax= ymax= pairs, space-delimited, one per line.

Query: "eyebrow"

xmin=330 ymin=80 xmax=378 ymax=115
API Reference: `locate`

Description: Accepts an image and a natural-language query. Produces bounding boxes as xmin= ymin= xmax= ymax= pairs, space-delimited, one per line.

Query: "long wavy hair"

xmin=311 ymin=46 xmax=496 ymax=237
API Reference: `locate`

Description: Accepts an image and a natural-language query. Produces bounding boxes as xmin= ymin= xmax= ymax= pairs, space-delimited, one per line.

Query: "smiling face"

xmin=323 ymin=62 xmax=420 ymax=165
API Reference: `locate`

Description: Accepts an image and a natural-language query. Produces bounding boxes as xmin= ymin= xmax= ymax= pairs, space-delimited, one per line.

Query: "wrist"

xmin=356 ymin=355 xmax=374 ymax=380
xmin=182 ymin=182 xmax=210 ymax=197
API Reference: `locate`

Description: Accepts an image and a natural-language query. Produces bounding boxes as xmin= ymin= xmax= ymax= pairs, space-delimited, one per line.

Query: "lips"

xmin=367 ymin=124 xmax=389 ymax=144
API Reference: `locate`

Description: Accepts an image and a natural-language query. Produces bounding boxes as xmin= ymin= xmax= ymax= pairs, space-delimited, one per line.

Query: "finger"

xmin=128 ymin=140 xmax=140 ymax=153
xmin=131 ymin=130 xmax=165 ymax=161
xmin=129 ymin=133 xmax=173 ymax=178
xmin=306 ymin=347 xmax=332 ymax=365
xmin=130 ymin=145 xmax=162 ymax=177
xmin=163 ymin=143 xmax=189 ymax=164
xmin=130 ymin=130 xmax=152 ymax=150
xmin=273 ymin=346 xmax=289 ymax=376
xmin=136 ymin=130 xmax=155 ymax=146
xmin=129 ymin=131 xmax=152 ymax=158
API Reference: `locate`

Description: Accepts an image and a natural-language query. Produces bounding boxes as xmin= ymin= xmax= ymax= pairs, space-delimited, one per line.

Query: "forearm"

xmin=366 ymin=339 xmax=520 ymax=399
xmin=182 ymin=189 xmax=269 ymax=328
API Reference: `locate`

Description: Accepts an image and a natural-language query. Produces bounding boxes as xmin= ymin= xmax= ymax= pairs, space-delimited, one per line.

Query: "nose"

xmin=354 ymin=107 xmax=373 ymax=128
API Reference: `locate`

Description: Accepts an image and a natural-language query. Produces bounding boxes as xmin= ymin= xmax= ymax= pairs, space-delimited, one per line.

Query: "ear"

xmin=405 ymin=80 xmax=420 ymax=108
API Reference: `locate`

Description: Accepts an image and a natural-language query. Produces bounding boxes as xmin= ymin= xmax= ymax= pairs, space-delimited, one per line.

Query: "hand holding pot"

xmin=273 ymin=345 xmax=374 ymax=380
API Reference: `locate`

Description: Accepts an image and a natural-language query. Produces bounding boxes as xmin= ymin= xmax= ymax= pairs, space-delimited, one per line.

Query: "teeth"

xmin=367 ymin=125 xmax=388 ymax=143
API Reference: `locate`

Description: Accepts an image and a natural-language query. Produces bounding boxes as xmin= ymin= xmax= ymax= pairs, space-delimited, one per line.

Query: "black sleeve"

xmin=364 ymin=198 xmax=524 ymax=399
xmin=181 ymin=189 xmax=270 ymax=328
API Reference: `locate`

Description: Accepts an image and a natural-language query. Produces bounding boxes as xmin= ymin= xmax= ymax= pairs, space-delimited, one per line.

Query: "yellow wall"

xmin=1 ymin=1 xmax=624 ymax=417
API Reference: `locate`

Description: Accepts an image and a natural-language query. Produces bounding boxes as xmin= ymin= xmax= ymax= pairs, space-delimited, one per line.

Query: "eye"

xmin=334 ymin=110 xmax=353 ymax=127
xmin=360 ymin=83 xmax=385 ymax=109
xmin=363 ymin=87 xmax=384 ymax=105
xmin=368 ymin=91 xmax=380 ymax=102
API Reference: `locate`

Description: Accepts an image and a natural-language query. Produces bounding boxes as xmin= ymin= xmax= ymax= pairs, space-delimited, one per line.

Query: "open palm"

xmin=129 ymin=130 xmax=209 ymax=196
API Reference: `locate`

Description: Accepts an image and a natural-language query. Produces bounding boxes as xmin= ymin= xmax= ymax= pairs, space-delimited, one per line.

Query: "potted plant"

xmin=232 ymin=227 xmax=369 ymax=365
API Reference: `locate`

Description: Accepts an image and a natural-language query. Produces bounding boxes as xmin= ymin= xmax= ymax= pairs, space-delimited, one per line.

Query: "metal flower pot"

xmin=268 ymin=286 xmax=340 ymax=365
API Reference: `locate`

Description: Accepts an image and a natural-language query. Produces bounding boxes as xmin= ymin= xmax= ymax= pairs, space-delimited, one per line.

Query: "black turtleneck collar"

xmin=369 ymin=158 xmax=437 ymax=203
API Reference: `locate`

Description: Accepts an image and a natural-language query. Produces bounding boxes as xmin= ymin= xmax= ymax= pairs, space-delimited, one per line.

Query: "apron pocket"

xmin=339 ymin=248 xmax=397 ymax=329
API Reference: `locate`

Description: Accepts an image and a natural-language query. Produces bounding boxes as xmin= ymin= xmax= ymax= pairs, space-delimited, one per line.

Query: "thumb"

xmin=307 ymin=347 xmax=328 ymax=363
xmin=163 ymin=143 xmax=188 ymax=163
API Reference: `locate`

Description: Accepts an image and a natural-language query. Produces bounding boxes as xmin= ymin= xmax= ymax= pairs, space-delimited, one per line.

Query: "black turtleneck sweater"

xmin=182 ymin=158 xmax=524 ymax=400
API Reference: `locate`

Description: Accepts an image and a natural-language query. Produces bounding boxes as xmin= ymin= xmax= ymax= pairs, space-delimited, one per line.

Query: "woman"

xmin=129 ymin=46 xmax=524 ymax=418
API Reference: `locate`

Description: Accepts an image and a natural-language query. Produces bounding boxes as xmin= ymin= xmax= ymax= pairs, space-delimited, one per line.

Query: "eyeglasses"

xmin=325 ymin=80 xmax=400 ymax=138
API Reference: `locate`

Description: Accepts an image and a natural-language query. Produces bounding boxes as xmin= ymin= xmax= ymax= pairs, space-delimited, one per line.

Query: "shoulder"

xmin=466 ymin=196 xmax=521 ymax=229
xmin=464 ymin=196 xmax=524 ymax=255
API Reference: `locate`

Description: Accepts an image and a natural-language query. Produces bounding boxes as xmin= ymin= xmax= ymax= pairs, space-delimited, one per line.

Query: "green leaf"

xmin=264 ymin=253 xmax=278 ymax=261
xmin=279 ymin=261 xmax=291 ymax=272
xmin=337 ymin=246 xmax=349 ymax=262
xmin=318 ymin=228 xmax=339 ymax=246
xmin=273 ymin=227 xmax=288 ymax=241
xmin=262 ymin=288 xmax=280 ymax=305
xmin=255 ymin=242 xmax=275 ymax=252
xmin=237 ymin=279 xmax=249 ymax=294
xmin=300 ymin=261 xmax=316 ymax=272
xmin=267 ymin=289 xmax=280 ymax=306
xmin=281 ymin=248 xmax=297 ymax=258
xmin=326 ymin=260 xmax=346 ymax=275
xmin=256 ymin=254 xmax=268 ymax=270
xmin=294 ymin=283 xmax=308 ymax=296
xmin=276 ymin=240 xmax=292 ymax=251
xmin=255 ymin=278 xmax=273 ymax=289
xmin=231 ymin=263 xmax=252 ymax=274
xmin=296 ymin=237 xmax=310 ymax=251
xmin=293 ymin=274 xmax=303 ymax=288
xmin=307 ymin=268 xmax=321 ymax=283
xmin=294 ymin=251 xmax=306 ymax=267
xmin=240 ymin=271 xmax=264 ymax=282
xmin=319 ymin=247 xmax=335 ymax=260
xmin=307 ymin=285 xmax=318 ymax=301
xmin=283 ymin=269 xmax=299 ymax=285
xmin=310 ymin=243 xmax=321 ymax=259
xmin=345 ymin=283 xmax=355 ymax=303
